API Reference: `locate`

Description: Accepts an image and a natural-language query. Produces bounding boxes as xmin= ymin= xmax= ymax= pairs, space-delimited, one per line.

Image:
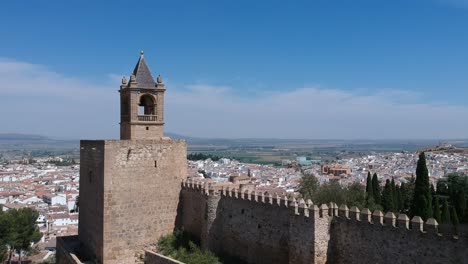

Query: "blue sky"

xmin=1 ymin=0 xmax=468 ymax=139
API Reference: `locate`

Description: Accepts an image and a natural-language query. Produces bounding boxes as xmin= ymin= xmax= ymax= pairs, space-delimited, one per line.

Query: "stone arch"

xmin=139 ymin=94 xmax=156 ymax=115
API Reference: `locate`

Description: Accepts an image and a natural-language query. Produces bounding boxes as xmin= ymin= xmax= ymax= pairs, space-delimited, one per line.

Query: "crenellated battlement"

xmin=181 ymin=179 xmax=335 ymax=220
xmin=181 ymin=179 xmax=464 ymax=240
xmin=334 ymin=204 xmax=461 ymax=240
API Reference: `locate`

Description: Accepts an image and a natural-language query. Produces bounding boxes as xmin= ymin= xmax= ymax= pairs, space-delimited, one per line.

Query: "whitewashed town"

xmin=1 ymin=142 xmax=466 ymax=261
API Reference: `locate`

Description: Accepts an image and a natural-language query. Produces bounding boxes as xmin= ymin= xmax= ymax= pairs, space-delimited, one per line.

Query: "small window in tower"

xmin=146 ymin=127 xmax=149 ymax=130
xmin=154 ymin=160 xmax=158 ymax=167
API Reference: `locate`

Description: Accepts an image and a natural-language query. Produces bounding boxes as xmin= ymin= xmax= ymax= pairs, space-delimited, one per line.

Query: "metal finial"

xmin=140 ymin=50 xmax=144 ymax=56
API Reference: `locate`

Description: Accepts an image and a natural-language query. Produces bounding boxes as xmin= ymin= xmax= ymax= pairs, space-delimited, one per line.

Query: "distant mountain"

xmin=0 ymin=133 xmax=49 ymax=141
xmin=165 ymin=132 xmax=193 ymax=140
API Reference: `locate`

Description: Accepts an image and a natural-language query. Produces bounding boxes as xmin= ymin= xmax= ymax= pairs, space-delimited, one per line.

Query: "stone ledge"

xmin=145 ymin=250 xmax=184 ymax=264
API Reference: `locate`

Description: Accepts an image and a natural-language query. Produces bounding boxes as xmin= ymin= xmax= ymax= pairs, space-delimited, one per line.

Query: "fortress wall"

xmin=56 ymin=236 xmax=83 ymax=264
xmin=178 ymin=186 xmax=205 ymax=239
xmin=214 ymin=190 xmax=291 ymax=264
xmin=329 ymin=206 xmax=468 ymax=264
xmin=180 ymin=182 xmax=468 ymax=264
xmin=101 ymin=139 xmax=187 ymax=264
xmin=180 ymin=182 xmax=332 ymax=264
xmin=78 ymin=140 xmax=105 ymax=262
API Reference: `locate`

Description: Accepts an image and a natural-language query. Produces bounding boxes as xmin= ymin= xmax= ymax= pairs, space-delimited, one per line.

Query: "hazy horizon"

xmin=1 ymin=132 xmax=468 ymax=143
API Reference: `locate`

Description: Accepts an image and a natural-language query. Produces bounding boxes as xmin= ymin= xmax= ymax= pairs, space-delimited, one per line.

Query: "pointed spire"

xmin=132 ymin=50 xmax=156 ymax=88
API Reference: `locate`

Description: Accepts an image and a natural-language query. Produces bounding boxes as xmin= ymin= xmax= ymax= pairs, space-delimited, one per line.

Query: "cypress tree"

xmin=410 ymin=152 xmax=432 ymax=219
xmin=463 ymin=203 xmax=468 ymax=224
xmin=455 ymin=190 xmax=466 ymax=222
xmin=382 ymin=179 xmax=394 ymax=212
xmin=391 ymin=178 xmax=397 ymax=211
xmin=400 ymin=182 xmax=407 ymax=211
xmin=372 ymin=173 xmax=381 ymax=205
xmin=441 ymin=200 xmax=451 ymax=224
xmin=366 ymin=172 xmax=373 ymax=201
xmin=397 ymin=186 xmax=403 ymax=212
xmin=433 ymin=197 xmax=441 ymax=223
xmin=452 ymin=207 xmax=459 ymax=235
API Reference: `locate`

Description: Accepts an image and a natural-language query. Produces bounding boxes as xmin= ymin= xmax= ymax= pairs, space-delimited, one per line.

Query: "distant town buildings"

xmin=0 ymin=157 xmax=79 ymax=260
xmin=321 ymin=164 xmax=352 ymax=176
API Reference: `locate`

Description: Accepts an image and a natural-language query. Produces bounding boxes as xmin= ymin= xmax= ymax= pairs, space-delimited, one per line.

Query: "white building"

xmin=43 ymin=194 xmax=67 ymax=206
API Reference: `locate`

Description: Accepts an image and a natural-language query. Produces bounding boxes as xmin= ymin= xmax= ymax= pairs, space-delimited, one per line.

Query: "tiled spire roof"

xmin=131 ymin=50 xmax=156 ymax=88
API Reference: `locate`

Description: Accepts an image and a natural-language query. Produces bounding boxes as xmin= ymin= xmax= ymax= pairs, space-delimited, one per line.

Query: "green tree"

xmin=314 ymin=181 xmax=346 ymax=205
xmin=382 ymin=179 xmax=395 ymax=212
xmin=344 ymin=183 xmax=366 ymax=209
xmin=158 ymin=230 xmax=221 ymax=264
xmin=391 ymin=178 xmax=397 ymax=211
xmin=298 ymin=175 xmax=319 ymax=201
xmin=0 ymin=208 xmax=41 ymax=263
xmin=396 ymin=186 xmax=403 ymax=212
xmin=13 ymin=208 xmax=42 ymax=263
xmin=0 ymin=211 xmax=11 ymax=263
xmin=436 ymin=180 xmax=449 ymax=196
xmin=454 ymin=190 xmax=466 ymax=222
xmin=372 ymin=173 xmax=381 ymax=205
xmin=433 ymin=197 xmax=441 ymax=223
xmin=365 ymin=172 xmax=373 ymax=202
xmin=402 ymin=176 xmax=416 ymax=213
xmin=410 ymin=152 xmax=432 ymax=220
xmin=441 ymin=200 xmax=451 ymax=224
xmin=452 ymin=207 xmax=460 ymax=235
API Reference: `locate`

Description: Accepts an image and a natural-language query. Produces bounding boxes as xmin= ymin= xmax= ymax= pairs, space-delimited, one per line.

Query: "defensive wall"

xmin=179 ymin=180 xmax=468 ymax=264
xmin=178 ymin=181 xmax=331 ymax=264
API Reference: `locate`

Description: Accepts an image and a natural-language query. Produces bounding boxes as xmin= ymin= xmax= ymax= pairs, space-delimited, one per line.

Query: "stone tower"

xmin=120 ymin=51 xmax=165 ymax=140
xmin=71 ymin=52 xmax=187 ymax=264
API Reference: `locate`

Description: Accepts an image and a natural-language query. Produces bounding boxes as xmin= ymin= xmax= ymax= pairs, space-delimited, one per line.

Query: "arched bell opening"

xmin=138 ymin=94 xmax=157 ymax=121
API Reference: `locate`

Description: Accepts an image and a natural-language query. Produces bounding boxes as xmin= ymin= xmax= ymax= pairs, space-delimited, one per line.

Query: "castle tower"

xmin=120 ymin=51 xmax=166 ymax=139
xmin=64 ymin=52 xmax=187 ymax=264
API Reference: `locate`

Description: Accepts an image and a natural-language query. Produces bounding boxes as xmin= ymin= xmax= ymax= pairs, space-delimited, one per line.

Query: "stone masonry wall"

xmin=102 ymin=139 xmax=187 ymax=264
xmin=329 ymin=206 xmax=468 ymax=264
xmin=179 ymin=182 xmax=331 ymax=264
xmin=78 ymin=141 xmax=105 ymax=262
xmin=129 ymin=124 xmax=164 ymax=140
xmin=179 ymin=181 xmax=468 ymax=264
xmin=77 ymin=139 xmax=186 ymax=264
xmin=56 ymin=236 xmax=83 ymax=264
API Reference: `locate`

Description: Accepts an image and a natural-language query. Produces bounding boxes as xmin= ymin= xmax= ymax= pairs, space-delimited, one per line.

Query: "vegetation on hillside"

xmin=158 ymin=231 xmax=221 ymax=264
xmin=187 ymin=153 xmax=222 ymax=161
xmin=0 ymin=208 xmax=42 ymax=263
xmin=299 ymin=176 xmax=368 ymax=209
xmin=157 ymin=231 xmax=247 ymax=264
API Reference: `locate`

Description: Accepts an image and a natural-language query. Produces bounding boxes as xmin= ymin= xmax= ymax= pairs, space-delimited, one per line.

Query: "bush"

xmin=157 ymin=231 xmax=221 ymax=264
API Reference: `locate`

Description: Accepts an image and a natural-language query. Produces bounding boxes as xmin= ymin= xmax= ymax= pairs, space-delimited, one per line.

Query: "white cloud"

xmin=0 ymin=59 xmax=467 ymax=140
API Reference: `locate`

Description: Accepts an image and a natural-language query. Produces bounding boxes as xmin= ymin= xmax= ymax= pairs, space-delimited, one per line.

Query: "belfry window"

xmin=139 ymin=94 xmax=155 ymax=115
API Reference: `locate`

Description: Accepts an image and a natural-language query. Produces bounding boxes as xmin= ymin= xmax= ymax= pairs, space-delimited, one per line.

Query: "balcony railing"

xmin=138 ymin=115 xmax=157 ymax=121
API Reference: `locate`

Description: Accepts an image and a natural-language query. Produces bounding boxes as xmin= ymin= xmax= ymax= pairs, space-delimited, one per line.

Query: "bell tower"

xmin=120 ymin=51 xmax=165 ymax=139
